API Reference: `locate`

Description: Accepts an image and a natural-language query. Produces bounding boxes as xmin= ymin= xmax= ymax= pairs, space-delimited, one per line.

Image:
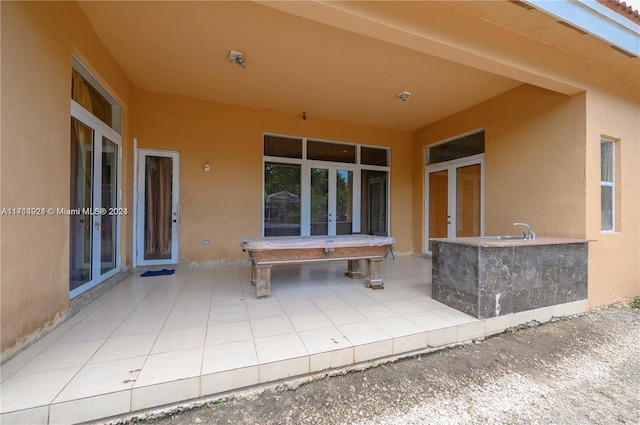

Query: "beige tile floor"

xmin=0 ymin=256 xmax=587 ymax=424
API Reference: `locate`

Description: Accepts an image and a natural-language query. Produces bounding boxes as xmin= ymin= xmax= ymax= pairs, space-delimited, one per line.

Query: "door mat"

xmin=141 ymin=269 xmax=175 ymax=277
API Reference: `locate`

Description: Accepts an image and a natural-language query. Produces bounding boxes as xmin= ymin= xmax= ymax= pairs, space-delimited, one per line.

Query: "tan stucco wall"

xmin=134 ymin=91 xmax=413 ymax=264
xmin=584 ymin=81 xmax=640 ymax=306
xmin=0 ymin=1 xmax=134 ymax=356
xmin=413 ymin=84 xmax=586 ymax=242
xmin=413 ymin=82 xmax=639 ymax=307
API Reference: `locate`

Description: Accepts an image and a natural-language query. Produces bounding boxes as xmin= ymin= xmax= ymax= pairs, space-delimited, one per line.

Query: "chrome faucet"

xmin=514 ymin=222 xmax=536 ymax=239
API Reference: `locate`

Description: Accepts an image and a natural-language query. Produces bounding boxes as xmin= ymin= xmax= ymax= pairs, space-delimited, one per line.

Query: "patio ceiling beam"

xmin=254 ymin=0 xmax=589 ymax=96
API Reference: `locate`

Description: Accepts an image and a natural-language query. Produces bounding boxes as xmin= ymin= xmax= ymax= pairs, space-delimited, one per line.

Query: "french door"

xmin=136 ymin=150 xmax=180 ymax=265
xmin=70 ymin=104 xmax=121 ymax=298
xmin=425 ymin=155 xmax=484 ymax=252
xmin=306 ymin=165 xmax=359 ymax=236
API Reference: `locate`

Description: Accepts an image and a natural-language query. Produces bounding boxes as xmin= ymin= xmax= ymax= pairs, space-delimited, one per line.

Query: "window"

xmin=264 ymin=163 xmax=301 ymax=236
xmin=427 ymin=131 xmax=484 ymax=165
xmin=600 ymin=138 xmax=616 ymax=231
xmin=263 ymin=135 xmax=390 ymax=236
xmin=307 ymin=139 xmax=356 ymax=163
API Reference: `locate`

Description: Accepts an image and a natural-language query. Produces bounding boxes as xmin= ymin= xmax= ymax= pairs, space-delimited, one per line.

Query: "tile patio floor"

xmin=0 ymin=255 xmax=586 ymax=424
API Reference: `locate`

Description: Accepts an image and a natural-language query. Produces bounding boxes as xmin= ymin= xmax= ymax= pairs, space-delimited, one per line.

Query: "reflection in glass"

xmin=311 ymin=168 xmax=329 ymax=235
xmin=456 ymin=164 xmax=481 ymax=237
xmin=428 ymin=170 xmax=448 ymax=251
xmin=601 ymin=186 xmax=613 ymax=231
xmin=361 ymin=147 xmax=389 ymax=166
xmin=264 ymin=163 xmax=301 ymax=236
xmin=70 ymin=118 xmax=93 ymax=290
xmin=308 ymin=140 xmax=356 ymax=163
xmin=361 ymin=170 xmax=388 ymax=236
xmin=101 ymin=137 xmax=118 ymax=273
xmin=264 ymin=135 xmax=303 ymax=159
xmin=144 ymin=156 xmax=173 ymax=260
xmin=336 ymin=170 xmax=353 ymax=235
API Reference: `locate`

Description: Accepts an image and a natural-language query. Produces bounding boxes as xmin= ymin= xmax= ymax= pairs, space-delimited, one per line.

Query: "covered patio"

xmin=0 ymin=256 xmax=586 ymax=424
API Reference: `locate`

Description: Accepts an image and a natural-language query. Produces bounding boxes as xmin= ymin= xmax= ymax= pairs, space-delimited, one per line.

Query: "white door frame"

xmin=136 ymin=149 xmax=180 ymax=266
xmin=424 ymin=154 xmax=485 ymax=253
xmin=302 ymin=163 xmax=361 ymax=236
xmin=70 ymin=101 xmax=122 ymax=299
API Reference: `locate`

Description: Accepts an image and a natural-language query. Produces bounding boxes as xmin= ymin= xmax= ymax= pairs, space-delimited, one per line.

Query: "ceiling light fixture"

xmin=397 ymin=91 xmax=411 ymax=102
xmin=229 ymin=50 xmax=245 ymax=68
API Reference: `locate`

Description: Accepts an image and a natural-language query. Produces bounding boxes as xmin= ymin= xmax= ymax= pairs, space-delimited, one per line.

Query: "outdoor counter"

xmin=431 ymin=237 xmax=589 ymax=319
xmin=240 ymin=235 xmax=396 ymax=297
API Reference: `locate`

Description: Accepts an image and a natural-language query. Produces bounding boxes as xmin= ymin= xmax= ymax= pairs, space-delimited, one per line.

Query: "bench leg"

xmin=254 ymin=265 xmax=272 ymax=298
xmin=345 ymin=259 xmax=364 ymax=278
xmin=365 ymin=258 xmax=384 ymax=289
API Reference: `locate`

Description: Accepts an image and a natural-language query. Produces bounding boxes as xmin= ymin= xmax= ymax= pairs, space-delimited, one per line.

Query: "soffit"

xmin=76 ymin=1 xmax=635 ymax=132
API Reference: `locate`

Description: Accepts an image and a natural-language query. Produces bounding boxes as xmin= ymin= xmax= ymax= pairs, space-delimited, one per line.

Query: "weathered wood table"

xmin=240 ymin=235 xmax=396 ymax=297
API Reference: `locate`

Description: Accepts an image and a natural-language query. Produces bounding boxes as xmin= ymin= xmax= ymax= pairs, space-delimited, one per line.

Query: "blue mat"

xmin=141 ymin=269 xmax=175 ymax=277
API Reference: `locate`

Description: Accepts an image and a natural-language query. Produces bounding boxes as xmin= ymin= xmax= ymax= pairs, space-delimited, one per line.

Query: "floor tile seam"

xmin=81 ymin=275 xmax=166 ymax=354
xmin=285 ymin=310 xmax=335 ymax=332
xmin=51 ymin=365 xmax=141 ymax=405
xmin=121 ymin=299 xmax=182 ymax=387
xmin=1 ymin=327 xmax=77 ymax=381
xmin=10 ymin=336 xmax=118 ymax=399
xmin=249 ymin=310 xmax=298 ymax=339
xmin=295 ymin=324 xmax=354 ymax=353
xmin=401 ymin=314 xmax=456 ymax=333
xmin=150 ymin=327 xmax=209 ymax=355
xmin=336 ymin=321 xmax=394 ymax=345
xmin=430 ymin=308 xmax=478 ymax=324
xmin=44 ymin=361 xmax=89 ymax=410
xmin=154 ymin=269 xmax=199 ymax=337
xmin=83 ymin=301 xmax=170 ymax=368
xmin=132 ymin=346 xmax=206 ymax=389
xmin=200 ymin=355 xmax=261 ymax=376
xmin=0 ymin=364 xmax=84 ymax=414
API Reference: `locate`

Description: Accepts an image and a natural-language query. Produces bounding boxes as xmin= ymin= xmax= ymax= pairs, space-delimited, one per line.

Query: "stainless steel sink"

xmin=481 ymin=235 xmax=525 ymax=240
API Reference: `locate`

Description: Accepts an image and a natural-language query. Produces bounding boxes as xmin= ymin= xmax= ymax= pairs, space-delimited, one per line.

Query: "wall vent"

xmin=609 ymin=45 xmax=638 ymax=58
xmin=508 ymin=0 xmax=534 ymax=10
xmin=556 ymin=20 xmax=588 ymax=34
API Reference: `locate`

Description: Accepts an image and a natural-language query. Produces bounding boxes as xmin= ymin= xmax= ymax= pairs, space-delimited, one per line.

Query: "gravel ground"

xmin=114 ymin=303 xmax=640 ymax=425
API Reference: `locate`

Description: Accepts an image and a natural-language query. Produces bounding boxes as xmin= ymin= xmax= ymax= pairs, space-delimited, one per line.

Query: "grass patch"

xmin=631 ymin=296 xmax=640 ymax=309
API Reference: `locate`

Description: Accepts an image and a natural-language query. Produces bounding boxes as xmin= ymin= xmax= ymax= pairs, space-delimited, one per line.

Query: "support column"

xmin=365 ymin=258 xmax=384 ymax=289
xmin=254 ymin=264 xmax=272 ymax=298
xmin=345 ymin=259 xmax=364 ymax=278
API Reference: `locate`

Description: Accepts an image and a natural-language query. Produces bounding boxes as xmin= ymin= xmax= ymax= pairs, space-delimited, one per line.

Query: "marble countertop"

xmin=432 ymin=236 xmax=590 ymax=248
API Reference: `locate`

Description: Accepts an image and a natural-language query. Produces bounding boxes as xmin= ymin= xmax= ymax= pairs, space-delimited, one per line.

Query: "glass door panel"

xmin=425 ymin=157 xmax=483 ymax=253
xmin=143 ymin=156 xmax=174 ymax=260
xmin=310 ymin=168 xmax=329 ymax=235
xmin=361 ymin=170 xmax=388 ymax=236
xmin=335 ymin=170 xmax=353 ymax=235
xmin=428 ymin=169 xmax=449 ymax=251
xmin=70 ymin=118 xmax=94 ymax=290
xmin=264 ymin=163 xmax=301 ymax=236
xmin=456 ymin=164 xmax=481 ymax=237
xmin=100 ymin=137 xmax=118 ymax=274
